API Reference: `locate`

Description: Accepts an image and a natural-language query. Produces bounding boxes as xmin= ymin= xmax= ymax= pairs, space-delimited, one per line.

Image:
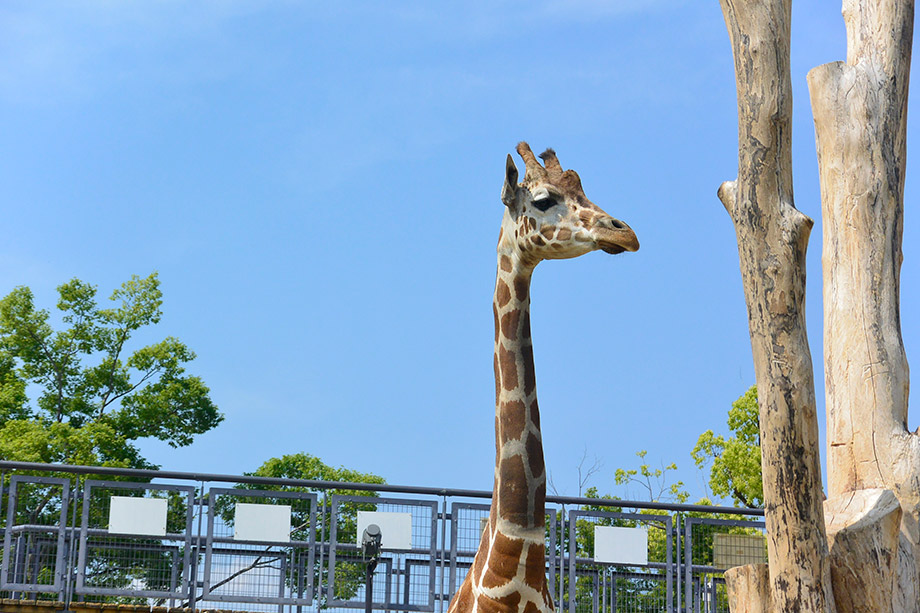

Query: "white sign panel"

xmin=593 ymin=525 xmax=648 ymax=565
xmin=109 ymin=496 xmax=168 ymax=536
xmin=356 ymin=511 xmax=412 ymax=550
xmin=233 ymin=503 xmax=292 ymax=542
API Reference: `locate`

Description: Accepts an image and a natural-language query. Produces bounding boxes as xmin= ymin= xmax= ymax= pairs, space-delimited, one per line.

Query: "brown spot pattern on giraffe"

xmin=498 ymin=455 xmax=528 ymax=524
xmin=524 ymin=544 xmax=546 ymax=591
xmin=522 ymin=602 xmax=541 ymax=613
xmin=499 ymin=345 xmax=518 ymax=392
xmin=493 ymin=303 xmax=500 ymax=344
xmin=470 ymin=549 xmax=486 ymax=583
xmin=556 ymin=228 xmax=571 ymax=241
xmin=479 ymin=532 xmax=523 ymax=588
xmin=500 ymin=255 xmax=512 ymax=272
xmin=514 ymin=278 xmax=528 ymax=302
xmin=534 ymin=482 xmax=546 ymax=518
xmin=525 ymin=432 xmax=544 ymax=477
xmin=494 ymin=415 xmax=500 ymax=458
xmin=521 ymin=344 xmax=536 ymax=395
xmin=499 ymin=401 xmax=526 ymax=444
xmin=451 ymin=580 xmax=473 ymax=613
xmin=529 ymin=400 xmax=540 ymax=429
xmin=540 ymin=226 xmax=555 ymax=239
xmin=500 ymin=310 xmax=520 ymax=341
xmin=496 ymin=281 xmax=511 ymax=308
xmin=477 ymin=591 xmax=521 ymax=613
xmin=541 ymin=583 xmax=553 ymax=606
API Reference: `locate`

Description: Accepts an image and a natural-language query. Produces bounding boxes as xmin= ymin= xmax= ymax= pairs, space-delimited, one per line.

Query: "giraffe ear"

xmin=501 ymin=153 xmax=519 ymax=207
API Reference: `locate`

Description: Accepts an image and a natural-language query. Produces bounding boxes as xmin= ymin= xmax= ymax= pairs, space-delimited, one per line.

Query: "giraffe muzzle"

xmin=595 ymin=216 xmax=639 ymax=254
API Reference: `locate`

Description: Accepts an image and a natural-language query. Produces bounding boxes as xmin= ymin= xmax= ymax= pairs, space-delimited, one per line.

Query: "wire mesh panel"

xmin=202 ymin=487 xmax=317 ymax=608
xmin=567 ymin=510 xmax=673 ymax=613
xmin=447 ymin=502 xmax=489 ymax=598
xmin=1 ymin=476 xmax=71 ymax=594
xmin=328 ymin=495 xmax=438 ymax=611
xmin=75 ymin=480 xmax=194 ymax=601
xmin=447 ymin=502 xmax=559 ymax=609
xmin=682 ymin=517 xmax=766 ymax=613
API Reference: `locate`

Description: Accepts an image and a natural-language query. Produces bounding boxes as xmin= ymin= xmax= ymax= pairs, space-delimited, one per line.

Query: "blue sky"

xmin=2 ymin=1 xmax=917 ymax=504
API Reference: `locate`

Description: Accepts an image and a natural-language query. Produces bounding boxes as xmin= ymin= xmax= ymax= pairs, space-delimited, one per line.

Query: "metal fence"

xmin=0 ymin=461 xmax=764 ymax=613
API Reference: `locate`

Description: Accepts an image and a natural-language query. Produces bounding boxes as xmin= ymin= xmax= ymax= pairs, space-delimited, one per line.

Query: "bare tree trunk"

xmin=717 ymin=0 xmax=835 ymax=610
xmin=808 ymin=0 xmax=920 ymax=608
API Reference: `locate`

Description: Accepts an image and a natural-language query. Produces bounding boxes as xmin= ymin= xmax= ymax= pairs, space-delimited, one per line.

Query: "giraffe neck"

xmin=443 ymin=233 xmax=554 ymax=613
xmin=491 ymin=245 xmax=545 ymax=536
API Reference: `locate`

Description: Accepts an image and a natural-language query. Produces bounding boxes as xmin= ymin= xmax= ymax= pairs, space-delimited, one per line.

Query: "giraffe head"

xmin=500 ymin=142 xmax=639 ymax=264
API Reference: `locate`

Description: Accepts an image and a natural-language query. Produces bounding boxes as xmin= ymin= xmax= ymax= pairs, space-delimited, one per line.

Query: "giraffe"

xmin=447 ymin=143 xmax=639 ymax=613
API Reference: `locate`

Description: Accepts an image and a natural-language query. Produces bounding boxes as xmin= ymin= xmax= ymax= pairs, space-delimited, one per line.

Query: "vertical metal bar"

xmin=190 ymin=480 xmax=204 ymax=613
xmin=547 ymin=508 xmax=556 ymax=600
xmin=448 ymin=503 xmax=458 ymax=598
xmin=674 ymin=514 xmax=681 ymax=613
xmin=169 ymin=549 xmax=178 ymax=608
xmin=318 ymin=492 xmax=326 ymax=603
xmin=278 ymin=554 xmax=287 ymax=613
xmin=428 ymin=501 xmax=437 ymax=611
xmin=684 ymin=518 xmax=693 ymax=613
xmin=326 ymin=496 xmax=339 ymax=606
xmin=601 ymin=566 xmax=606 ymax=613
xmin=75 ymin=481 xmax=92 ymax=596
xmin=558 ymin=504 xmax=565 ymax=611
xmin=180 ymin=484 xmax=194 ymax=603
xmin=610 ymin=569 xmax=617 ymax=613
xmin=64 ymin=479 xmax=80 ymax=610
xmin=665 ymin=515 xmax=673 ymax=613
xmin=52 ymin=480 xmax=70 ymax=592
xmin=439 ymin=494 xmax=447 ymax=613
xmin=307 ymin=491 xmax=317 ymax=606
xmin=567 ymin=510 xmax=576 ymax=613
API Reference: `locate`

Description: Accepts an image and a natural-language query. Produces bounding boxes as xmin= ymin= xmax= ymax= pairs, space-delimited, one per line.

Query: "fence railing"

xmin=0 ymin=461 xmax=764 ymax=613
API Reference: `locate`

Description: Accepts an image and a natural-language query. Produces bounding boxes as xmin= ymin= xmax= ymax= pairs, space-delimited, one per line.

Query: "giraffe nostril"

xmin=599 ymin=217 xmax=628 ymax=230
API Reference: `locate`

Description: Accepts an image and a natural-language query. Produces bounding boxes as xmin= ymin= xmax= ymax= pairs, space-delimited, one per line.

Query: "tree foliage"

xmin=0 ymin=273 xmax=222 ymax=469
xmin=691 ymin=385 xmax=763 ymax=508
xmin=614 ymin=449 xmax=690 ymax=504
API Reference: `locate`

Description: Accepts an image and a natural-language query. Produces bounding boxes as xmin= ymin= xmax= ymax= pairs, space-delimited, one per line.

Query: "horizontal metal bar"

xmin=0 ymin=460 xmax=764 ymax=516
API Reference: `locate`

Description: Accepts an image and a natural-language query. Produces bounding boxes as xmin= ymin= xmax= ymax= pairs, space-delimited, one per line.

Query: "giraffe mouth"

xmin=593 ymin=219 xmax=639 ymax=254
xmin=596 ymin=232 xmax=639 ymax=254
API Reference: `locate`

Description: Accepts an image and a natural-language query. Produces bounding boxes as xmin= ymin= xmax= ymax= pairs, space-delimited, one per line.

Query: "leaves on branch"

xmin=0 ymin=272 xmax=221 ymax=468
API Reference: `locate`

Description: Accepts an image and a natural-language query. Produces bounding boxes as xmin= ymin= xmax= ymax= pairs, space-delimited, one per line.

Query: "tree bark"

xmin=824 ymin=489 xmax=902 ymax=612
xmin=717 ymin=0 xmax=835 ymax=610
xmin=808 ymin=0 xmax=920 ymax=608
xmin=725 ymin=564 xmax=771 ymax=613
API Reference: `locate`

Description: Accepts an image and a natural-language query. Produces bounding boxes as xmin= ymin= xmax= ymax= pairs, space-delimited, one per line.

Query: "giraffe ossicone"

xmin=447 ymin=143 xmax=638 ymax=613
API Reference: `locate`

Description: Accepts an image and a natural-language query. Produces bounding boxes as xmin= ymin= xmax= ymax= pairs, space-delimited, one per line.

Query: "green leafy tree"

xmin=0 ymin=273 xmax=222 ymax=469
xmin=0 ymin=274 xmax=222 ymax=601
xmin=614 ymin=450 xmax=690 ymax=504
xmin=692 ymin=385 xmax=763 ymax=509
xmin=213 ymin=453 xmax=385 ymax=608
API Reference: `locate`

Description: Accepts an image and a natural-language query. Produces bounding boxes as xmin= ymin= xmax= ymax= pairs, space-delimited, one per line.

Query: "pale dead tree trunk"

xmin=808 ymin=0 xmax=920 ymax=608
xmin=717 ymin=0 xmax=835 ymax=610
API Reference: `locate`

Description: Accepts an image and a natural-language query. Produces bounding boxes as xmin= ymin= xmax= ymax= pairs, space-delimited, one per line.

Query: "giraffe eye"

xmin=532 ymin=197 xmax=557 ymax=212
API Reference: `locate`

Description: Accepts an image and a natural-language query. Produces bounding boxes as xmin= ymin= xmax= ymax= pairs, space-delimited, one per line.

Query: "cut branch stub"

xmin=725 ymin=564 xmax=771 ymax=613
xmin=824 ymin=489 xmax=901 ymax=613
